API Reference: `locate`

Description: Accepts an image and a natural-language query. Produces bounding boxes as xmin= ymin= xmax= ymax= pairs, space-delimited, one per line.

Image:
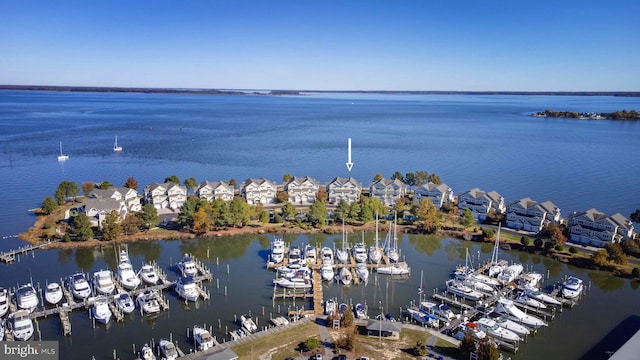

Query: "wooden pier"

xmin=0 ymin=240 xmax=59 ymax=263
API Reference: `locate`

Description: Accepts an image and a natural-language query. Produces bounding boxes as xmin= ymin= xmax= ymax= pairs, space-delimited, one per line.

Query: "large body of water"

xmin=0 ymin=91 xmax=639 ymax=359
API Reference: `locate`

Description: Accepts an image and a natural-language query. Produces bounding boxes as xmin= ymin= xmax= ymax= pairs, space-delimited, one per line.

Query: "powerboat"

xmin=114 ymin=292 xmax=135 ymax=314
xmin=477 ymin=317 xmax=522 ymax=342
xmin=304 ymin=244 xmax=317 ymax=266
xmin=159 ymin=339 xmax=178 ymax=360
xmin=562 ymin=276 xmax=583 ymax=299
xmin=376 ymin=263 xmax=410 ymax=275
xmin=68 ymin=273 xmax=91 ymax=299
xmin=514 ymin=292 xmax=547 ymax=309
xmin=420 ymin=301 xmax=457 ymax=322
xmin=407 ymin=307 xmax=440 ymax=327
xmin=488 ymin=259 xmax=508 ymax=278
xmin=321 ymin=247 xmax=334 ymax=266
xmin=457 ymin=322 xmax=487 ymax=340
xmin=352 ymin=242 xmax=368 ymax=263
xmin=240 ymin=314 xmax=258 ymax=333
xmin=287 ymin=246 xmax=302 ymax=267
xmin=321 ymin=264 xmax=335 ymax=282
xmin=179 ymin=254 xmax=198 ymax=277
xmin=139 ymin=264 xmax=159 ymax=285
xmin=16 ymin=283 xmax=39 ymax=312
xmin=117 ymin=249 xmax=141 ymax=290
xmin=524 ymin=286 xmax=561 ymax=306
xmin=338 ymin=267 xmax=352 ymax=285
xmin=136 ymin=289 xmax=161 ymax=314
xmin=175 ymin=276 xmax=199 ymax=302
xmin=325 ymin=299 xmax=337 ymax=315
xmin=497 ymin=264 xmax=524 ymax=284
xmin=271 ymin=238 xmax=285 ymax=264
xmin=273 ymin=277 xmax=312 ymax=289
xmin=445 ymin=279 xmax=484 ymax=301
xmin=0 ymin=287 xmax=9 ymax=316
xmin=518 ymin=272 xmax=543 ymax=288
xmin=7 ymin=310 xmax=34 ymax=341
xmin=460 ymin=276 xmax=495 ymax=293
xmin=354 ymin=303 xmax=367 ymax=319
xmin=486 ymin=311 xmax=531 ymax=336
xmin=495 ymin=298 xmax=547 ymax=328
xmin=193 ymin=325 xmax=214 ymax=351
xmin=44 ymin=282 xmax=63 ymax=305
xmin=139 ymin=343 xmax=156 ymax=360
xmin=91 ymin=296 xmax=113 ymax=324
xmin=93 ymin=270 xmax=115 ymax=295
xmin=356 ymin=263 xmax=369 ymax=283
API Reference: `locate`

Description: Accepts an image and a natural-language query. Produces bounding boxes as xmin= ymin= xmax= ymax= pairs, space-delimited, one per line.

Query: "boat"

xmin=495 ymin=298 xmax=547 ymax=328
xmin=476 ymin=317 xmax=522 ymax=342
xmin=497 ymin=263 xmax=524 ymax=284
xmin=524 ymin=286 xmax=561 ymax=306
xmin=384 ymin=212 xmax=400 ymax=263
xmin=562 ymin=276 xmax=584 ymax=299
xmin=113 ymin=135 xmax=122 ymax=152
xmin=376 ymin=263 xmax=410 ymax=275
xmin=335 ymin=220 xmax=349 ymax=264
xmin=114 ymin=292 xmax=136 ymax=314
xmin=445 ymin=279 xmax=484 ymax=301
xmin=352 ymin=236 xmax=368 ymax=263
xmin=368 ymin=213 xmax=382 ymax=264
xmin=68 ymin=273 xmax=91 ymax=299
xmin=325 ymin=298 xmax=337 ymax=315
xmin=6 ymin=310 xmax=34 ymax=341
xmin=57 ymin=141 xmax=69 ymax=161
xmin=287 ymin=246 xmax=302 ymax=267
xmin=338 ymin=266 xmax=352 ymax=285
xmin=456 ymin=322 xmax=487 ymax=340
xmin=93 ymin=270 xmax=115 ymax=295
xmin=321 ymin=247 xmax=334 ymax=266
xmin=488 ymin=224 xmax=507 ymax=277
xmin=486 ymin=311 xmax=531 ymax=336
xmin=461 ymin=276 xmax=495 ymax=293
xmin=514 ymin=292 xmax=547 ymax=309
xmin=518 ymin=271 xmax=543 ymax=288
xmin=139 ymin=264 xmax=159 ymax=285
xmin=136 ymin=289 xmax=161 ymax=314
xmin=321 ymin=264 xmax=335 ymax=282
xmin=193 ymin=325 xmax=214 ymax=351
xmin=271 ymin=238 xmax=285 ymax=264
xmin=420 ymin=301 xmax=457 ymax=322
xmin=175 ymin=276 xmax=199 ymax=302
xmin=178 ymin=254 xmax=198 ymax=277
xmin=0 ymin=287 xmax=9 ymax=316
xmin=354 ymin=303 xmax=367 ymax=319
xmin=139 ymin=343 xmax=156 ymax=360
xmin=0 ymin=319 xmax=4 ymax=341
xmin=338 ymin=303 xmax=349 ymax=316
xmin=304 ymin=244 xmax=317 ymax=266
xmin=44 ymin=282 xmax=63 ymax=305
xmin=159 ymin=339 xmax=178 ymax=360
xmin=456 ymin=248 xmax=500 ymax=289
xmin=407 ymin=307 xmax=440 ymax=327
xmin=91 ymin=296 xmax=113 ymax=324
xmin=117 ymin=248 xmax=141 ymax=290
xmin=16 ymin=283 xmax=39 ymax=312
xmin=356 ymin=263 xmax=369 ymax=283
xmin=273 ymin=276 xmax=312 ymax=289
xmin=240 ymin=314 xmax=258 ymax=333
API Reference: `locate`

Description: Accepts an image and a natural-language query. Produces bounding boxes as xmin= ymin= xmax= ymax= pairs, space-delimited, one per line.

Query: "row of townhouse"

xmin=567 ymin=208 xmax=635 ymax=248
xmin=78 ymin=187 xmax=142 ymax=228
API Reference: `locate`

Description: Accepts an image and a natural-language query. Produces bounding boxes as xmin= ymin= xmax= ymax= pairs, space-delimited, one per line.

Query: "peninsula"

xmin=532 ymin=109 xmax=640 ymax=120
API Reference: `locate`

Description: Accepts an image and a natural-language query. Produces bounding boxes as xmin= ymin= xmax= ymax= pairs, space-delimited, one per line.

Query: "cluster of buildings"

xmin=75 ymin=175 xmax=635 ymax=249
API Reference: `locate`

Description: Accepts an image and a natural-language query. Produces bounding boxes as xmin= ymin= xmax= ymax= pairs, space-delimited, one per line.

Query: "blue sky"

xmin=1 ymin=0 xmax=638 ymax=91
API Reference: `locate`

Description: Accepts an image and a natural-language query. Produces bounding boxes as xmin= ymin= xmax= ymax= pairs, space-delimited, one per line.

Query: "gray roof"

xmin=203 ymin=347 xmax=238 ymax=360
xmin=82 ymin=198 xmax=122 ymax=212
xmin=366 ymin=319 xmax=402 ymax=333
xmin=328 ymin=176 xmax=362 ymax=187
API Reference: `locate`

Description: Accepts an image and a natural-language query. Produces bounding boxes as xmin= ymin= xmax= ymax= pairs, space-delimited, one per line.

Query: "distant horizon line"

xmin=1 ymin=84 xmax=639 ymax=97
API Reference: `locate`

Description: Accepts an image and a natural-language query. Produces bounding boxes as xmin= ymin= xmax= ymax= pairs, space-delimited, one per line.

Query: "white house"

xmin=196 ymin=180 xmax=234 ymax=202
xmin=505 ymin=197 xmax=561 ymax=232
xmin=457 ymin=188 xmax=505 ymax=221
xmin=285 ymin=176 xmax=320 ymax=204
xmin=90 ymin=187 xmax=141 ymax=212
xmin=369 ymin=178 xmax=407 ymax=207
xmin=413 ymin=182 xmax=454 ymax=210
xmin=240 ymin=178 xmax=277 ymax=205
xmin=143 ymin=182 xmax=187 ymax=211
xmin=326 ymin=177 xmax=362 ymax=204
xmin=80 ymin=198 xmax=127 ymax=228
xmin=567 ymin=208 xmax=635 ymax=248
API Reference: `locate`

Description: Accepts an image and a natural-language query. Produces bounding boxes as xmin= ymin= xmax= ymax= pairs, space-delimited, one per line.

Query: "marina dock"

xmin=0 ymin=240 xmax=59 ymax=263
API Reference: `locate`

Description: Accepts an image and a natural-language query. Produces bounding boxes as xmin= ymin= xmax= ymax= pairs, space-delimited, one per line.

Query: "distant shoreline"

xmin=1 ymin=84 xmax=639 ymax=97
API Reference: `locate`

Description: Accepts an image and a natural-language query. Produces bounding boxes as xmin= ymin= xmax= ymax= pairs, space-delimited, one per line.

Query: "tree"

xmin=413 ymin=341 xmax=427 ymax=356
xmin=349 ymin=202 xmax=361 ymax=220
xmin=82 ymin=181 xmax=94 ymax=195
xmin=259 ymin=210 xmax=269 ymax=223
xmin=334 ymin=200 xmax=350 ymax=220
xmin=591 ymin=249 xmax=609 ymax=267
xmin=459 ymin=329 xmax=476 ymax=360
xmin=391 ymin=171 xmax=403 ymax=182
xmin=460 ymin=208 xmax=475 ymax=228
xmin=428 ymin=173 xmax=442 ymax=185
xmin=538 ymin=223 xmax=567 ymax=244
xmin=101 ymin=210 xmax=122 ymax=241
xmin=373 ymin=173 xmax=383 ymax=182
xmin=275 ymin=191 xmax=289 ymax=204
xmin=192 ymin=205 xmax=213 ymax=233
xmin=533 ymin=238 xmax=543 ymax=248
xmin=121 ymin=212 xmax=142 ymax=235
xmin=302 ymin=338 xmax=321 ymax=352
xmin=141 ymin=204 xmax=160 ymax=229
xmin=605 ymin=242 xmax=628 ymax=265
xmin=281 ymin=202 xmax=296 ymax=220
xmin=73 ymin=213 xmax=93 ymax=241
xmin=482 ymin=228 xmax=496 ymax=241
xmin=307 ymin=199 xmax=328 ymax=228
xmin=477 ymin=340 xmax=500 ymax=360
xmin=178 ymin=197 xmax=200 ymax=226
xmin=415 ymin=171 xmax=429 ymax=185
xmin=543 ymin=241 xmax=554 ymax=251
xmin=228 ymin=198 xmax=251 ymax=227
xmin=229 ymin=178 xmax=237 ymax=189
xmin=98 ymin=180 xmax=113 ymax=189
xmin=124 ymin=177 xmax=138 ymax=190
xmin=632 ymin=267 xmax=640 ymax=279
xmin=341 ymin=305 xmax=354 ymax=327
xmin=184 ymin=177 xmax=197 ymax=194
xmin=282 ymin=173 xmax=292 ymax=183
xmin=630 ymin=209 xmax=640 ymax=223
xmin=41 ymin=196 xmax=58 ymax=215
xmin=164 ymin=175 xmax=180 ymax=184
xmin=316 ymin=187 xmax=328 ymax=202
xmin=520 ymin=236 xmax=531 ymax=247
xmin=55 ymin=180 xmax=80 ymax=204
xmin=413 ymin=199 xmax=441 ymax=233
xmin=404 ymin=172 xmax=417 ymax=189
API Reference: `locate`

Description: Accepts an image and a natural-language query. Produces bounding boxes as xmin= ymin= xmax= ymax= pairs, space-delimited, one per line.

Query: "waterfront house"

xmin=240 ymin=177 xmax=277 ymax=205
xmin=457 ymin=188 xmax=505 ymax=220
xmin=326 ymin=177 xmax=362 ymax=204
xmin=567 ymin=208 xmax=635 ymax=248
xmin=413 ymin=181 xmax=454 ymax=210
xmin=284 ymin=176 xmax=320 ymax=204
xmin=143 ymin=182 xmax=187 ymax=211
xmin=80 ymin=198 xmax=127 ymax=228
xmin=369 ymin=178 xmax=407 ymax=207
xmin=89 ymin=187 xmax=141 ymax=212
xmin=505 ymin=197 xmax=561 ymax=232
xmin=195 ymin=180 xmax=234 ymax=202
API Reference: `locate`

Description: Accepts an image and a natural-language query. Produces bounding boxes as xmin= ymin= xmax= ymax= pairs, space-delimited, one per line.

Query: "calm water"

xmin=0 ymin=91 xmax=639 ymax=359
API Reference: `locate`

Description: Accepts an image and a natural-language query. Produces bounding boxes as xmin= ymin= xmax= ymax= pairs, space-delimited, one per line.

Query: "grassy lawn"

xmin=230 ymin=321 xmax=319 ymax=359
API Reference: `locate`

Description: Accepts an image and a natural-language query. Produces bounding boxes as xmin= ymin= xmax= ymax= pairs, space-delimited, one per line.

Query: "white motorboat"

xmin=93 ymin=270 xmax=115 ymax=295
xmin=369 ymin=213 xmax=382 ymax=264
xmin=356 ymin=263 xmax=369 ymax=283
xmin=240 ymin=314 xmax=258 ymax=333
xmin=193 ymin=325 xmax=214 ymax=351
xmin=114 ymin=292 xmax=135 ymax=314
xmin=514 ymin=292 xmax=547 ymax=309
xmin=136 ymin=289 xmax=161 ymax=314
xmin=139 ymin=343 xmax=156 ymax=360
xmin=352 ymin=241 xmax=368 ymax=263
xmin=175 ymin=276 xmax=199 ymax=302
xmin=178 ymin=254 xmax=198 ymax=277
xmin=271 ymin=238 xmax=285 ymax=264
xmin=273 ymin=277 xmax=312 ymax=289
xmin=477 ymin=317 xmax=522 ymax=342
xmin=159 ymin=339 xmax=178 ymax=360
xmin=117 ymin=249 xmax=141 ymax=290
xmin=321 ymin=247 xmax=334 ymax=266
xmin=461 ymin=277 xmax=495 ymax=293
xmin=304 ymin=244 xmax=317 ymax=266
xmin=420 ymin=301 xmax=457 ymax=322
xmin=139 ymin=264 xmax=159 ymax=285
xmin=518 ymin=272 xmax=543 ymax=288
xmin=377 ymin=263 xmax=410 ymax=275
xmin=7 ymin=310 xmax=34 ymax=341
xmin=16 ymin=283 xmax=39 ymax=312
xmin=338 ymin=266 xmax=352 ymax=285
xmin=91 ymin=296 xmax=113 ymax=324
xmin=0 ymin=287 xmax=9 ymax=316
xmin=325 ymin=299 xmax=336 ymax=315
xmin=354 ymin=303 xmax=367 ymax=319
xmin=287 ymin=246 xmax=302 ymax=267
xmin=562 ymin=276 xmax=584 ymax=299
xmin=445 ymin=279 xmax=484 ymax=301
xmin=486 ymin=311 xmax=531 ymax=336
xmin=407 ymin=307 xmax=440 ymax=327
xmin=497 ymin=263 xmax=524 ymax=284
xmin=321 ymin=264 xmax=335 ymax=282
xmin=495 ymin=298 xmax=547 ymax=328
xmin=458 ymin=322 xmax=487 ymax=340
xmin=68 ymin=273 xmax=91 ymax=299
xmin=524 ymin=286 xmax=561 ymax=306
xmin=338 ymin=303 xmax=349 ymax=316
xmin=44 ymin=282 xmax=63 ymax=305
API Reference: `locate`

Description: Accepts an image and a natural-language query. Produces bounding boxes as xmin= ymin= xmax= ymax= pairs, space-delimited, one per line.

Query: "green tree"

xmin=98 ymin=180 xmax=113 ymax=189
xmin=281 ymin=202 xmax=296 ymax=220
xmin=259 ymin=210 xmax=269 ymax=223
xmin=164 ymin=175 xmax=180 ymax=184
xmin=543 ymin=241 xmax=554 ymax=251
xmin=73 ymin=213 xmax=94 ymax=241
xmin=41 ymin=196 xmax=58 ymax=215
xmin=413 ymin=341 xmax=427 ymax=356
xmin=275 ymin=191 xmax=289 ymax=203
xmin=184 ymin=177 xmax=198 ymax=194
xmin=631 ymin=209 xmax=640 ymax=223
xmin=348 ymin=201 xmax=361 ymax=220
xmin=211 ymin=199 xmax=230 ymax=227
xmin=302 ymin=338 xmax=321 ymax=352
xmin=359 ymin=204 xmax=373 ymax=222
xmin=404 ymin=172 xmax=417 ymax=189
xmin=282 ymin=173 xmax=292 ymax=183
xmin=478 ymin=340 xmax=500 ymax=360
xmin=334 ymin=200 xmax=350 ymax=221
xmin=308 ymin=199 xmax=328 ymax=228
xmin=534 ymin=238 xmax=543 ymax=248
xmin=141 ymin=204 xmax=160 ymax=229
xmin=605 ymin=242 xmax=628 ymax=265
xmin=482 ymin=228 xmax=496 ymax=241
xmin=415 ymin=170 xmax=429 ymax=185
xmin=460 ymin=208 xmax=475 ymax=228
xmin=414 ymin=199 xmax=441 ymax=233
xmin=592 ymin=249 xmax=609 ymax=267
xmin=428 ymin=173 xmax=442 ymax=185
xmin=316 ymin=187 xmax=328 ymax=202
xmin=178 ymin=197 xmax=200 ymax=226
xmin=391 ymin=171 xmax=403 ymax=182
xmin=632 ymin=267 xmax=640 ymax=278
xmin=101 ymin=210 xmax=122 ymax=241
xmin=458 ymin=329 xmax=476 ymax=360
xmin=520 ymin=236 xmax=531 ymax=247
xmin=55 ymin=180 xmax=80 ymax=204
xmin=124 ymin=177 xmax=138 ymax=190
xmin=63 ymin=233 xmax=71 ymax=242
xmin=82 ymin=181 xmax=94 ymax=196
xmin=228 ymin=198 xmax=251 ymax=227
xmin=373 ymin=173 xmax=383 ymax=182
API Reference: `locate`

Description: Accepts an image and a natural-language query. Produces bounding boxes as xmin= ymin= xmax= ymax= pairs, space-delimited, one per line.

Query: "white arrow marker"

xmin=346 ymin=138 xmax=354 ymax=172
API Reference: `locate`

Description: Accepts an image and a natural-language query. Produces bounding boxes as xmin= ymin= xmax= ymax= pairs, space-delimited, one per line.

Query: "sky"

xmin=1 ymin=0 xmax=639 ymax=91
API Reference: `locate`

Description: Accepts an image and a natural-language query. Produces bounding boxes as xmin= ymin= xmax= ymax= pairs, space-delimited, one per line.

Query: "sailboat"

xmin=57 ymin=142 xmax=69 ymax=161
xmin=113 ymin=136 xmax=123 ymax=152
xmin=368 ymin=212 xmax=382 ymax=264
xmin=384 ymin=212 xmax=399 ymax=263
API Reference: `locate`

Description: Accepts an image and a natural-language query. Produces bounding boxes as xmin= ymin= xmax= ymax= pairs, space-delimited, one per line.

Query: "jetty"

xmin=0 ymin=240 xmax=59 ymax=263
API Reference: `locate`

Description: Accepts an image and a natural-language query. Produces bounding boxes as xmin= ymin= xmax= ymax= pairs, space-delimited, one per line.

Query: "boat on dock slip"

xmin=16 ymin=283 xmax=39 ymax=312
xmin=304 ymin=244 xmax=317 ymax=265
xmin=91 ymin=296 xmax=113 ymax=324
xmin=175 ymin=276 xmax=199 ymax=302
xmin=495 ymin=298 xmax=547 ymax=328
xmin=93 ymin=269 xmax=115 ymax=295
xmin=273 ymin=276 xmax=312 ymax=289
xmin=240 ymin=314 xmax=258 ymax=333
xmin=562 ymin=276 xmax=584 ymax=299
xmin=455 ymin=322 xmax=487 ymax=340
xmin=117 ymin=249 xmax=141 ymax=290
xmin=271 ymin=238 xmax=285 ymax=264
xmin=476 ymin=317 xmax=522 ymax=343
xmin=178 ymin=254 xmax=198 ymax=277
xmin=368 ymin=213 xmax=382 ymax=264
xmin=407 ymin=307 xmax=440 ymax=328
xmin=136 ymin=289 xmax=161 ymax=314
xmin=159 ymin=339 xmax=178 ymax=360
xmin=384 ymin=212 xmax=400 ymax=263
xmin=486 ymin=311 xmax=531 ymax=336
xmin=193 ymin=325 xmax=214 ymax=351
xmin=377 ymin=262 xmax=410 ymax=275
xmin=325 ymin=298 xmax=337 ymax=315
xmin=352 ymin=240 xmax=368 ymax=263
xmin=0 ymin=287 xmax=9 ymax=316
xmin=356 ymin=263 xmax=369 ymax=283
xmin=514 ymin=292 xmax=547 ymax=309
xmin=336 ymin=221 xmax=349 ymax=264
xmin=524 ymin=286 xmax=561 ymax=306
xmin=498 ymin=263 xmax=524 ymax=284
xmin=445 ymin=279 xmax=485 ymax=301
xmin=44 ymin=282 xmax=63 ymax=305
xmin=518 ymin=271 xmax=543 ymax=288
xmin=288 ymin=245 xmax=303 ymax=267
xmin=7 ymin=310 xmax=34 ymax=341
xmin=139 ymin=343 xmax=156 ymax=360
xmin=338 ymin=266 xmax=353 ymax=285
xmin=68 ymin=273 xmax=91 ymax=300
xmin=354 ymin=303 xmax=367 ymax=319
xmin=321 ymin=264 xmax=335 ymax=282
xmin=114 ymin=292 xmax=135 ymax=314
xmin=420 ymin=301 xmax=457 ymax=322
xmin=139 ymin=264 xmax=159 ymax=285
xmin=321 ymin=246 xmax=334 ymax=266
